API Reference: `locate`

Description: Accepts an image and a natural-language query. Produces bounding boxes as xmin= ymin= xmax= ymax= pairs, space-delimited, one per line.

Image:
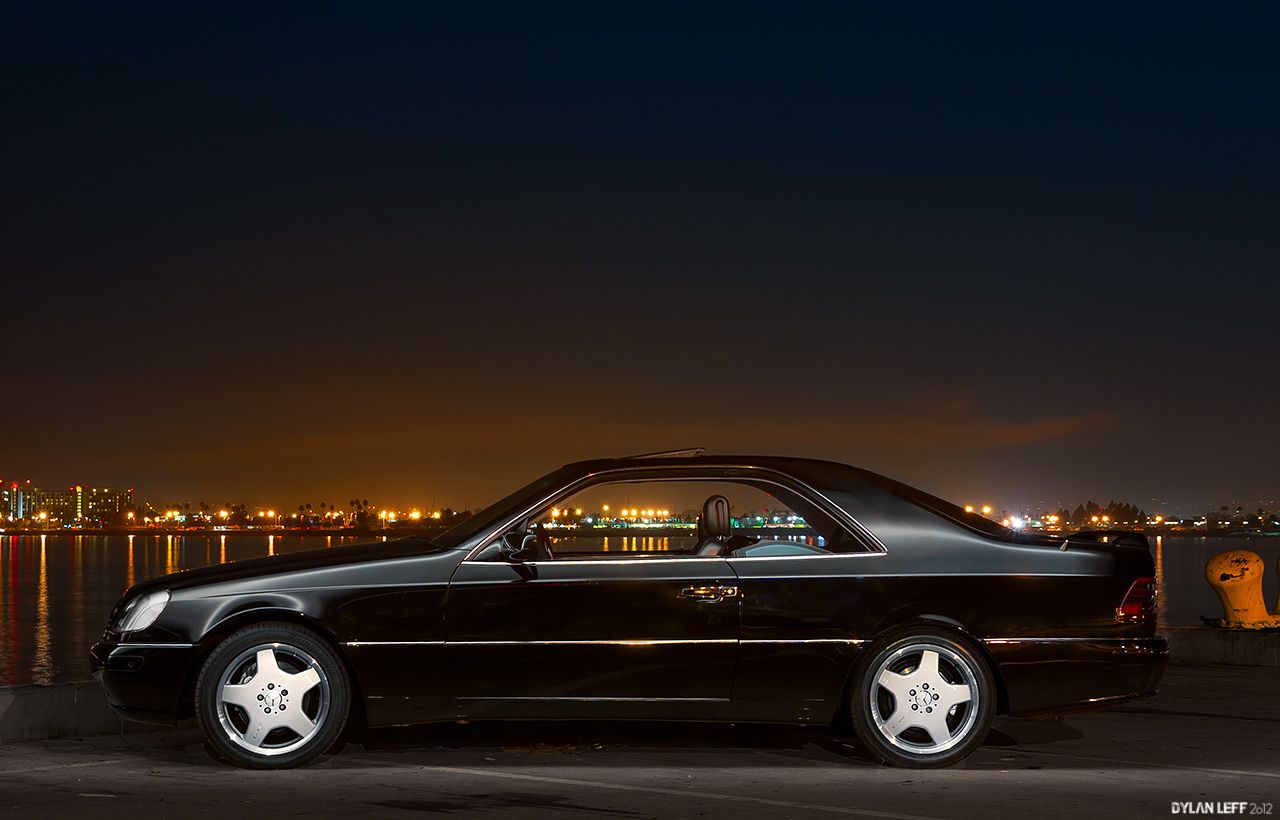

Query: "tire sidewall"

xmin=196 ymin=622 xmax=350 ymax=769
xmin=850 ymin=627 xmax=995 ymax=768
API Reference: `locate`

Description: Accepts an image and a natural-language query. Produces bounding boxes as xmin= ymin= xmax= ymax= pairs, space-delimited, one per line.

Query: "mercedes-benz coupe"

xmin=92 ymin=452 xmax=1167 ymax=768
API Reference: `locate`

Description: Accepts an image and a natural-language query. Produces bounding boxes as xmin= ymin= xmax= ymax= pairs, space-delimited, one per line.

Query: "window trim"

xmin=461 ymin=464 xmax=887 ymax=562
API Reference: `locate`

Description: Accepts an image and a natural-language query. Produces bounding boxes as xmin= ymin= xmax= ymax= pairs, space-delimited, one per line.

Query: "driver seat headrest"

xmin=701 ymin=495 xmax=731 ymax=540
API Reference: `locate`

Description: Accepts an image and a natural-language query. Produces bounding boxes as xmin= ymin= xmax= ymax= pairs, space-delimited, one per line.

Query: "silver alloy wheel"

xmin=215 ymin=642 xmax=330 ymax=757
xmin=868 ymin=641 xmax=979 ymax=755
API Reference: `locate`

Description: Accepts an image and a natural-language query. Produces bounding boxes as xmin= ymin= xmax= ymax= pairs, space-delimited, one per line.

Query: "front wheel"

xmin=195 ymin=622 xmax=350 ymax=769
xmin=850 ymin=629 xmax=995 ymax=768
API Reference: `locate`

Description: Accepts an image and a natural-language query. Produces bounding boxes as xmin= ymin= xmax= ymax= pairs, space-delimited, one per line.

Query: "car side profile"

xmin=91 ymin=452 xmax=1168 ymax=769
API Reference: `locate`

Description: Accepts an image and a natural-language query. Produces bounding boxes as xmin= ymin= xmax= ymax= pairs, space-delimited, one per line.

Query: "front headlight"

xmin=115 ymin=589 xmax=170 ymax=633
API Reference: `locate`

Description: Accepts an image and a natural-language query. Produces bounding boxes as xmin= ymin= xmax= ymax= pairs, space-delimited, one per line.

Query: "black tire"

xmin=195 ymin=622 xmax=350 ymax=769
xmin=849 ymin=628 xmax=995 ymax=768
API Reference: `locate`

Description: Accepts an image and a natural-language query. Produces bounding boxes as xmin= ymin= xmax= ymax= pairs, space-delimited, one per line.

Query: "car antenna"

xmin=623 ymin=447 xmax=706 ymax=459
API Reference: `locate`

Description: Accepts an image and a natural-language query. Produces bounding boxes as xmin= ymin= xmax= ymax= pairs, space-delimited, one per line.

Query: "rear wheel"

xmin=196 ymin=622 xmax=350 ymax=769
xmin=850 ymin=629 xmax=994 ymax=768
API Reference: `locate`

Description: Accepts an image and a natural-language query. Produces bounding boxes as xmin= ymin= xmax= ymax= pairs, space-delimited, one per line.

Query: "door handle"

xmin=679 ymin=584 xmax=739 ymax=603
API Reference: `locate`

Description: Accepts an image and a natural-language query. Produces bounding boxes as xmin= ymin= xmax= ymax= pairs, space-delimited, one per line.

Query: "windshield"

xmin=432 ymin=465 xmax=576 ymax=548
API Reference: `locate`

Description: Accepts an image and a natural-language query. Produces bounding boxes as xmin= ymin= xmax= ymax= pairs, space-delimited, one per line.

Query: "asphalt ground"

xmin=1 ymin=664 xmax=1276 ymax=819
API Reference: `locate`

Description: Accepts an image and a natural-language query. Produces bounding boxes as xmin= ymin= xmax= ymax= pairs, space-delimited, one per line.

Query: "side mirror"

xmin=500 ymin=533 xmax=538 ymax=563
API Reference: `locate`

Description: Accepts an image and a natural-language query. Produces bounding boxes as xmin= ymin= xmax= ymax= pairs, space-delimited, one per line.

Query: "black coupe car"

xmin=92 ymin=452 xmax=1167 ymax=769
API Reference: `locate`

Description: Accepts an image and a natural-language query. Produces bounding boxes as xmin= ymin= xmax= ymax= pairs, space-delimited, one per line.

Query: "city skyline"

xmin=4 ymin=470 xmax=1277 ymax=526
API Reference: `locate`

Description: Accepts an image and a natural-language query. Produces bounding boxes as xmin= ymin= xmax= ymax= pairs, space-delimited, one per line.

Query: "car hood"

xmin=127 ymin=536 xmax=455 ymax=596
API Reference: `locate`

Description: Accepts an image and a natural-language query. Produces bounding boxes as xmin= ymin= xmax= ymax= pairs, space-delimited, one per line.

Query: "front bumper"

xmin=90 ymin=639 xmax=200 ymax=725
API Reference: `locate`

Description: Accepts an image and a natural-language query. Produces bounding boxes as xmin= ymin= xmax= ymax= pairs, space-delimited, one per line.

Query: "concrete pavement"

xmin=0 ymin=664 xmax=1276 ymax=819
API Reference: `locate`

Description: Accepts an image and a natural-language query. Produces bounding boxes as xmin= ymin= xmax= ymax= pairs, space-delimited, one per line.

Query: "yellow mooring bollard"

xmin=1204 ymin=550 xmax=1280 ymax=629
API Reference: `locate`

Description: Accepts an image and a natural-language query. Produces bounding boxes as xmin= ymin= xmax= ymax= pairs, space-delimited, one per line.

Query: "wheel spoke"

xmin=876 ymin=668 xmax=913 ymax=700
xmin=939 ymin=681 xmax=972 ymax=707
xmin=920 ymin=713 xmax=952 ymax=746
xmin=255 ymin=648 xmax=281 ymax=678
xmin=880 ymin=709 xmax=915 ymax=738
xmin=222 ymin=683 xmax=259 ymax=710
xmin=242 ymin=717 xmax=271 ymax=747
xmin=916 ymin=649 xmax=940 ymax=678
xmin=279 ymin=708 xmax=316 ymax=738
xmin=285 ymin=666 xmax=322 ymax=696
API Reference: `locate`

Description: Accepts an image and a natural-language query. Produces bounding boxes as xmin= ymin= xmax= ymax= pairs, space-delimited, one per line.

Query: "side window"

xmin=502 ymin=478 xmax=850 ymax=560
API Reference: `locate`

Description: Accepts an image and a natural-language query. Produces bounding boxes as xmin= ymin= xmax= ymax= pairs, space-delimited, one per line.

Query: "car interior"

xmin=483 ymin=477 xmax=870 ymax=561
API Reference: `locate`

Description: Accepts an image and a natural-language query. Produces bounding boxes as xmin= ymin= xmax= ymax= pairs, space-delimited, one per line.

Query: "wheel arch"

xmin=177 ymin=607 xmax=368 ymax=731
xmin=835 ymin=615 xmax=1010 ymax=725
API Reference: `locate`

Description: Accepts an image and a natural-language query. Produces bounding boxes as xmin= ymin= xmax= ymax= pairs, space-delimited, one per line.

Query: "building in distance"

xmin=29 ymin=485 xmax=135 ymax=527
xmin=1 ymin=479 xmax=35 ymax=521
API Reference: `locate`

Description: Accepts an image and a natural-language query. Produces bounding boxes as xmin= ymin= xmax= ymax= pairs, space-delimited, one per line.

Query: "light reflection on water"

xmin=0 ymin=534 xmax=1277 ymax=686
xmin=0 ymin=533 xmax=368 ymax=686
xmin=553 ymin=535 xmax=822 ymax=554
xmin=1155 ymin=535 xmax=1165 ymax=629
xmin=559 ymin=536 xmax=685 ymax=553
xmin=34 ymin=536 xmax=50 ymax=684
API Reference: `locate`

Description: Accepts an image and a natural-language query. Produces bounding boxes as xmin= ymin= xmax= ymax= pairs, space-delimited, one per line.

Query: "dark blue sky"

xmin=4 ymin=2 xmax=1279 ymax=513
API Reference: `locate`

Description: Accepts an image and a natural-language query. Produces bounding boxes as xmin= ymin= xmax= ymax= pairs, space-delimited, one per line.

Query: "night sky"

xmin=5 ymin=3 xmax=1279 ymax=514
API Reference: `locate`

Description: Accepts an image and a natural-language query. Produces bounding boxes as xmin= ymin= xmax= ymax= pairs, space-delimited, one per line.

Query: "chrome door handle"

xmin=679 ymin=584 xmax=739 ymax=603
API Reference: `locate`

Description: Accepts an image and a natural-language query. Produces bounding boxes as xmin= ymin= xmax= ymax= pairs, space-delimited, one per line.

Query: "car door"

xmin=720 ymin=483 xmax=883 ymax=723
xmin=728 ymin=552 xmax=872 ymax=722
xmin=445 ymin=553 xmax=740 ymax=713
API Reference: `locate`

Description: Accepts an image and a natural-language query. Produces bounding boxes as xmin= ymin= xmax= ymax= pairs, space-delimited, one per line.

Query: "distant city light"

xmin=1 ymin=478 xmax=1271 ymax=537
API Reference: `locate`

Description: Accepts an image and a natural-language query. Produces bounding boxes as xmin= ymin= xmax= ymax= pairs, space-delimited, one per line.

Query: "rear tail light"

xmin=1116 ymin=576 xmax=1157 ymax=623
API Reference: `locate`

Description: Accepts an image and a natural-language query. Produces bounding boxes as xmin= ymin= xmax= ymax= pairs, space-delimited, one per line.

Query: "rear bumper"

xmin=984 ymin=636 xmax=1169 ymax=716
xmin=90 ymin=640 xmax=199 ymax=726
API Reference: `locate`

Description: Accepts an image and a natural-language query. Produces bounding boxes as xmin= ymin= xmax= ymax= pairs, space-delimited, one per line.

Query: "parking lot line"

xmin=0 ymin=758 xmax=123 ymax=775
xmin=1009 ymin=748 xmax=1280 ymax=779
xmin=417 ymin=764 xmax=951 ymax=819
